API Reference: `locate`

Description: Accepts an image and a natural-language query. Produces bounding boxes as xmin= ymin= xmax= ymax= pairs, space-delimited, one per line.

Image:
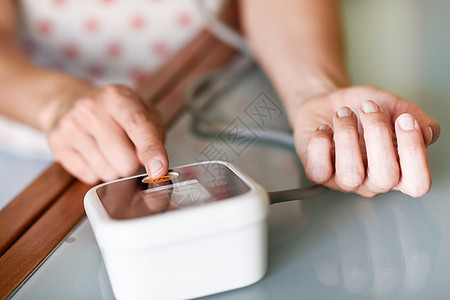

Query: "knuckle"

xmin=102 ymin=84 xmax=127 ymax=97
xmin=310 ymin=133 xmax=332 ymax=151
xmin=101 ymin=85 xmax=135 ymax=104
xmin=55 ymin=112 xmax=69 ymax=126
xmin=89 ymin=156 xmax=122 ymax=182
xmin=53 ymin=150 xmax=98 ymax=184
xmin=67 ymin=163 xmax=97 ymax=184
xmin=117 ymin=159 xmax=140 ymax=177
xmin=90 ymin=155 xmax=107 ymax=173
xmin=99 ymin=85 xmax=144 ymax=116
xmin=370 ymin=172 xmax=399 ymax=192
xmin=336 ymin=170 xmax=365 ymax=191
xmin=306 ymin=166 xmax=332 ymax=184
xmin=126 ymin=110 xmax=151 ymax=129
xmin=148 ymin=111 xmax=165 ymax=134
xmin=334 ymin=125 xmax=359 ymax=140
xmin=75 ymin=96 xmax=93 ymax=107
xmin=74 ymin=166 xmax=98 ymax=184
xmin=335 ymin=117 xmax=356 ymax=128
xmin=74 ymin=97 xmax=96 ymax=113
xmin=305 ymin=145 xmax=333 ymax=184
xmin=48 ymin=129 xmax=68 ymax=149
xmin=81 ymin=174 xmax=98 ymax=185
xmin=99 ymin=172 xmax=119 ymax=183
xmin=143 ymin=142 xmax=164 ymax=154
xmin=402 ymin=142 xmax=423 ymax=155
xmin=57 ymin=112 xmax=77 ymax=132
xmin=365 ymin=123 xmax=392 ymax=138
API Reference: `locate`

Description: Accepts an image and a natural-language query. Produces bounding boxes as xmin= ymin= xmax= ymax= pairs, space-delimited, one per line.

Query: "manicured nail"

xmin=428 ymin=126 xmax=434 ymax=144
xmin=362 ymin=100 xmax=379 ymax=113
xmin=398 ymin=114 xmax=417 ymax=131
xmin=317 ymin=125 xmax=330 ymax=131
xmin=149 ymin=159 xmax=164 ymax=178
xmin=337 ymin=107 xmax=352 ymax=118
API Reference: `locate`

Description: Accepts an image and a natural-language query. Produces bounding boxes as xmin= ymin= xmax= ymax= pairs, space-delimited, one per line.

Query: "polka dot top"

xmin=18 ymin=0 xmax=223 ymax=87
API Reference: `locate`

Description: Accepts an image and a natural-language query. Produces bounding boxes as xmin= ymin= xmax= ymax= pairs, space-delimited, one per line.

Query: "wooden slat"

xmin=0 ymin=163 xmax=74 ymax=256
xmin=0 ymin=181 xmax=90 ymax=298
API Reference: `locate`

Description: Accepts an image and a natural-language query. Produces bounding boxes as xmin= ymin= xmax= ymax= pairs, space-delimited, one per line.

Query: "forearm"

xmin=0 ymin=41 xmax=93 ymax=132
xmin=0 ymin=0 xmax=93 ymax=132
xmin=240 ymin=0 xmax=350 ymax=122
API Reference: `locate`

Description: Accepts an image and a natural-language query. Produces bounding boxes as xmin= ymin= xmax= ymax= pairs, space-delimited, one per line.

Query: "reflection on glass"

xmin=96 ymin=163 xmax=250 ymax=220
xmin=139 ymin=180 xmax=212 ymax=212
xmin=269 ymin=192 xmax=440 ymax=300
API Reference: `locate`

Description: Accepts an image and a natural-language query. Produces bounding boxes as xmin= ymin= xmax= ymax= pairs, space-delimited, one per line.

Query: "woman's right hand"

xmin=47 ymin=84 xmax=168 ymax=184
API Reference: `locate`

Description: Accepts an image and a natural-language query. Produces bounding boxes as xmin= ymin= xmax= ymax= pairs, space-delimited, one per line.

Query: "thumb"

xmin=413 ymin=111 xmax=440 ymax=146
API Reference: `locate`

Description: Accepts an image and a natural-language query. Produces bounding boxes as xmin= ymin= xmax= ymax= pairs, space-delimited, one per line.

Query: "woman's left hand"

xmin=292 ymin=85 xmax=440 ymax=197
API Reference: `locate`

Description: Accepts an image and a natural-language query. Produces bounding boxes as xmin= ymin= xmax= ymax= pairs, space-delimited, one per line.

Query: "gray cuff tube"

xmin=268 ymin=185 xmax=327 ymax=204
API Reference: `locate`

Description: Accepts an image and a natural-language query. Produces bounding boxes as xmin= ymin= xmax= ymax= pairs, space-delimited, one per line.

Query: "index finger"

xmin=105 ymin=86 xmax=169 ymax=178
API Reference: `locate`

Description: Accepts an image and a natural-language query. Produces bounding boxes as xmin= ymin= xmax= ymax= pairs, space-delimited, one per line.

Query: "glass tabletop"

xmin=11 ymin=65 xmax=450 ymax=300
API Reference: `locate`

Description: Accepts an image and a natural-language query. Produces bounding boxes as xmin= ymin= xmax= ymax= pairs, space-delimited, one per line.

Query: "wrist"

xmin=37 ymin=72 xmax=95 ymax=132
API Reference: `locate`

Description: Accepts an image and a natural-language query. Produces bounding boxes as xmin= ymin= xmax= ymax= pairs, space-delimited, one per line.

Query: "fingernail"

xmin=428 ymin=126 xmax=434 ymax=144
xmin=337 ymin=107 xmax=352 ymax=118
xmin=362 ymin=100 xmax=379 ymax=113
xmin=398 ymin=114 xmax=417 ymax=131
xmin=149 ymin=159 xmax=164 ymax=178
xmin=317 ymin=125 xmax=330 ymax=131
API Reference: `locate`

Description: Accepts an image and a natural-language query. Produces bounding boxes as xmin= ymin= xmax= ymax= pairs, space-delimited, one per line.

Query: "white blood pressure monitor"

xmin=84 ymin=161 xmax=269 ymax=300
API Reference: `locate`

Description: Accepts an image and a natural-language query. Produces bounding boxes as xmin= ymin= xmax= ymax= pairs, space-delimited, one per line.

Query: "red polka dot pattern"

xmin=152 ymin=41 xmax=168 ymax=57
xmin=52 ymin=0 xmax=65 ymax=7
xmin=107 ymin=42 xmax=122 ymax=59
xmin=62 ymin=44 xmax=79 ymax=59
xmin=87 ymin=65 xmax=104 ymax=79
xmin=131 ymin=69 xmax=147 ymax=86
xmin=37 ymin=20 xmax=52 ymax=35
xmin=18 ymin=0 xmax=223 ymax=86
xmin=177 ymin=12 xmax=192 ymax=27
xmin=131 ymin=14 xmax=146 ymax=30
xmin=85 ymin=17 xmax=99 ymax=33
